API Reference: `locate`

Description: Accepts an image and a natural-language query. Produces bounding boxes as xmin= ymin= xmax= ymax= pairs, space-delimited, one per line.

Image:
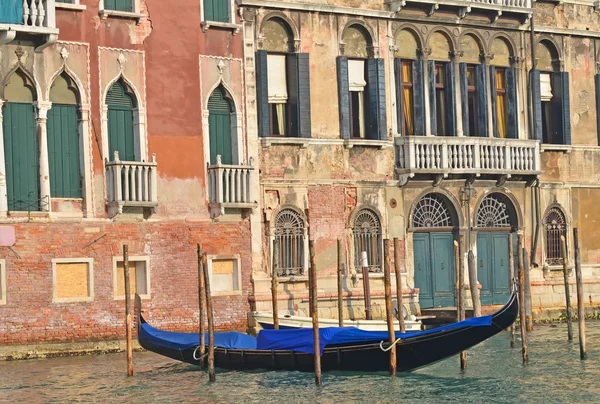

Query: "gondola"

xmin=137 ymin=287 xmax=517 ymax=373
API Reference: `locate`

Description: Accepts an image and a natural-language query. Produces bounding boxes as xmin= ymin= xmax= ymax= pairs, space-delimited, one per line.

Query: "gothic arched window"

xmin=353 ymin=209 xmax=382 ymax=272
xmin=274 ymin=208 xmax=305 ymax=276
xmin=544 ymin=207 xmax=567 ymax=265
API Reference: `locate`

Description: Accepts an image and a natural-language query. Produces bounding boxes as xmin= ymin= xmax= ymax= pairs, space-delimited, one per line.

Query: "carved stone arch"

xmin=348 ymin=203 xmax=383 ymax=229
xmin=536 ymin=35 xmax=562 ymax=72
xmin=489 ymin=33 xmax=517 ymax=58
xmin=542 ymin=202 xmax=570 ymax=226
xmin=2 ymin=65 xmax=41 ymax=102
xmin=268 ymin=204 xmax=307 ymax=235
xmin=459 ymin=30 xmax=486 ymax=61
xmin=46 ymin=65 xmax=87 ymax=105
xmin=393 ymin=24 xmax=424 ymax=59
xmin=488 ymin=34 xmax=517 ymax=67
xmin=426 ymin=27 xmax=457 ymax=60
xmin=205 ymin=77 xmax=239 ymax=113
xmin=103 ymin=73 xmax=142 ymax=109
xmin=408 ymin=187 xmax=463 ymax=230
xmin=472 ymin=188 xmax=522 ymax=230
xmin=258 ymin=11 xmax=299 ymax=52
xmin=340 ymin=19 xmax=377 ymax=57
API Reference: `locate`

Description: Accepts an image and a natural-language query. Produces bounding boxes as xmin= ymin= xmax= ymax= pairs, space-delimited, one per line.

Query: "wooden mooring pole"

xmin=202 ymin=252 xmax=215 ymax=382
xmin=197 ymin=244 xmax=205 ymax=370
xmin=383 ymin=240 xmax=397 ymax=376
xmin=361 ymin=251 xmax=372 ymax=320
xmin=393 ymin=238 xmax=406 ymax=333
xmin=523 ymin=248 xmax=533 ymax=332
xmin=123 ymin=245 xmax=133 ymax=377
xmin=309 ymin=240 xmax=322 ymax=385
xmin=560 ymin=235 xmax=573 ymax=341
xmin=517 ymin=235 xmax=528 ymax=362
xmin=468 ymin=250 xmax=481 ymax=317
xmin=458 ymin=236 xmax=467 ymax=369
xmin=574 ymin=229 xmax=587 ymax=360
xmin=508 ymin=234 xmax=516 ymax=348
xmin=337 ymin=239 xmax=344 ymax=328
xmin=271 ymin=239 xmax=280 ymax=330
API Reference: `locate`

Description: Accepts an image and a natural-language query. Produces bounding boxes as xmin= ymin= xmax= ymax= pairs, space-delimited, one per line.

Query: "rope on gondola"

xmin=379 ymin=337 xmax=402 ymax=352
xmin=193 ymin=346 xmax=209 ymax=361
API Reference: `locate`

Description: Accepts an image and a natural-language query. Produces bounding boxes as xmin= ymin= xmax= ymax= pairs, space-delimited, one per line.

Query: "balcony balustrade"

xmin=207 ymin=155 xmax=257 ymax=217
xmin=105 ymin=151 xmax=158 ymax=215
xmin=395 ymin=136 xmax=541 ymax=179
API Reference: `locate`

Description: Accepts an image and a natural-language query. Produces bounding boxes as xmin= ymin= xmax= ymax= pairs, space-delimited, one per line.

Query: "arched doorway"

xmin=208 ymin=86 xmax=233 ymax=165
xmin=412 ymin=193 xmax=458 ymax=308
xmin=475 ymin=193 xmax=518 ymax=305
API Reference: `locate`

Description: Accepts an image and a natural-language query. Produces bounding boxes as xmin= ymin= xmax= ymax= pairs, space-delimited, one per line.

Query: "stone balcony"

xmin=207 ymin=155 xmax=258 ymax=218
xmin=105 ymin=152 xmax=158 ymax=217
xmin=0 ymin=0 xmax=58 ymax=51
xmin=395 ymin=136 xmax=541 ymax=183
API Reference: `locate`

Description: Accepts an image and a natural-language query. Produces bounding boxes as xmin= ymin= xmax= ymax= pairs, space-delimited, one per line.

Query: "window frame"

xmin=543 ymin=207 xmax=568 ymax=267
xmin=206 ymin=254 xmax=242 ymax=296
xmin=51 ymin=258 xmax=94 ymax=304
xmin=112 ymin=255 xmax=151 ymax=300
xmin=271 ymin=207 xmax=308 ymax=278
xmin=434 ymin=62 xmax=447 ymax=137
xmin=99 ymin=0 xmax=145 ymax=22
xmin=200 ymin=0 xmax=242 ymax=33
xmin=352 ymin=208 xmax=383 ymax=273
xmin=495 ymin=67 xmax=508 ymax=139
xmin=348 ymin=58 xmax=369 ymax=140
xmin=56 ymin=0 xmax=86 ymax=11
xmin=267 ymin=52 xmax=290 ymax=137
xmin=466 ymin=64 xmax=479 ymax=137
xmin=401 ymin=60 xmax=414 ymax=136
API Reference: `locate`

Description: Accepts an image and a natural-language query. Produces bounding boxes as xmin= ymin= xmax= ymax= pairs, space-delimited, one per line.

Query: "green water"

xmin=0 ymin=322 xmax=598 ymax=404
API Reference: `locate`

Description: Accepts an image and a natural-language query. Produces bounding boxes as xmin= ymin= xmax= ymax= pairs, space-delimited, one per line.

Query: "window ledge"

xmin=261 ymin=137 xmax=311 ymax=148
xmin=260 ymin=137 xmax=394 ymax=150
xmin=99 ymin=10 xmax=146 ymax=24
xmin=212 ymin=290 xmax=242 ymax=297
xmin=278 ymin=275 xmax=308 ymax=283
xmin=56 ymin=3 xmax=87 ymax=11
xmin=543 ymin=263 xmax=574 ymax=271
xmin=344 ymin=139 xmax=393 ymax=149
xmin=541 ymin=144 xmax=572 ymax=153
xmin=201 ymin=21 xmax=241 ymax=35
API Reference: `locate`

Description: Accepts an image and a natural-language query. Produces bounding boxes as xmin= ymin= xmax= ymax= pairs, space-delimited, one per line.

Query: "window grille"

xmin=274 ymin=209 xmax=305 ymax=276
xmin=413 ymin=194 xmax=453 ymax=228
xmin=544 ymin=207 xmax=566 ymax=266
xmin=353 ymin=209 xmax=382 ymax=273
xmin=476 ymin=194 xmax=512 ymax=228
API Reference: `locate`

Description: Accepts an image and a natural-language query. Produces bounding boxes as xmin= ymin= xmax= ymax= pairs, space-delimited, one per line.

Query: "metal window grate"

xmin=7 ymin=195 xmax=49 ymax=212
xmin=413 ymin=194 xmax=453 ymax=228
xmin=274 ymin=209 xmax=305 ymax=276
xmin=476 ymin=194 xmax=512 ymax=228
xmin=545 ymin=207 xmax=566 ymax=266
xmin=353 ymin=209 xmax=382 ymax=273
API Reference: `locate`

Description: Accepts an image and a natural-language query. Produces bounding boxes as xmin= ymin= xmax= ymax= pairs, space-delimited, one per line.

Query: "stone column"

xmin=79 ymin=104 xmax=94 ymax=217
xmin=451 ymin=50 xmax=464 ymax=137
xmin=36 ymin=101 xmax=52 ymax=212
xmin=0 ymin=100 xmax=8 ymax=217
xmin=482 ymin=54 xmax=495 ymax=138
xmin=420 ymin=47 xmax=433 ymax=136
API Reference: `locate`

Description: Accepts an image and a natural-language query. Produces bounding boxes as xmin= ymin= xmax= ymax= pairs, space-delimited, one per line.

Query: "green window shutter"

xmin=428 ymin=60 xmax=436 ymax=136
xmin=476 ymin=64 xmax=488 ymax=137
xmin=0 ymin=0 xmax=23 ymax=24
xmin=367 ymin=58 xmax=387 ymax=141
xmin=336 ymin=56 xmax=350 ymax=140
xmin=204 ymin=0 xmax=229 ymax=22
xmin=56 ymin=0 xmax=74 ymax=3
xmin=208 ymin=87 xmax=232 ymax=165
xmin=286 ymin=53 xmax=312 ymax=139
xmin=553 ymin=72 xmax=571 ymax=145
xmin=489 ymin=65 xmax=498 ymax=138
xmin=445 ymin=62 xmax=456 ymax=137
xmin=531 ymin=70 xmax=543 ymax=141
xmin=505 ymin=68 xmax=518 ymax=139
xmin=255 ymin=51 xmax=270 ymax=138
xmin=107 ymin=81 xmax=135 ymax=161
xmin=48 ymin=105 xmax=81 ymax=198
xmin=394 ymin=58 xmax=403 ymax=135
xmin=105 ymin=0 xmax=132 ymax=12
xmin=3 ymin=103 xmax=40 ymax=211
xmin=413 ymin=59 xmax=425 ymax=136
xmin=459 ymin=63 xmax=469 ymax=137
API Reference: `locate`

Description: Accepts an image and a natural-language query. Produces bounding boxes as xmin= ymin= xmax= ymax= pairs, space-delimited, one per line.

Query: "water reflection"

xmin=0 ymin=322 xmax=597 ymax=403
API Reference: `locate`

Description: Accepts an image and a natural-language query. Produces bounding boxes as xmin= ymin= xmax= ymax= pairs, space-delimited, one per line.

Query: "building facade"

xmin=0 ymin=0 xmax=257 ymax=354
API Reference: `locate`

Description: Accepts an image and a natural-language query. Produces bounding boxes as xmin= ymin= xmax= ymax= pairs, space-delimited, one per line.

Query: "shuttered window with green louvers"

xmin=107 ymin=81 xmax=136 ymax=162
xmin=104 ymin=0 xmax=132 ymax=12
xmin=208 ymin=86 xmax=233 ymax=165
xmin=204 ymin=0 xmax=229 ymax=23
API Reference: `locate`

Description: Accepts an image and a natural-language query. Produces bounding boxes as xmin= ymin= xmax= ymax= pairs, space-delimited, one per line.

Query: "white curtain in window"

xmin=268 ymin=54 xmax=288 ymax=102
xmin=348 ymin=60 xmax=366 ymax=91
xmin=357 ymin=91 xmax=365 ymax=138
xmin=540 ymin=73 xmax=553 ymax=101
xmin=275 ymin=103 xmax=286 ymax=134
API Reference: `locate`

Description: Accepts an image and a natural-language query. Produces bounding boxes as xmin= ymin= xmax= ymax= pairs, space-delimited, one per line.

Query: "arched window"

xmin=344 ymin=25 xmax=370 ymax=139
xmin=3 ymin=70 xmax=39 ymax=211
xmin=476 ymin=193 xmax=517 ymax=229
xmin=48 ymin=73 xmax=81 ymax=198
xmin=208 ymin=86 xmax=233 ymax=165
xmin=413 ymin=194 xmax=454 ymax=228
xmin=353 ymin=209 xmax=382 ymax=272
xmin=427 ymin=31 xmax=455 ymax=136
xmin=544 ymin=207 xmax=567 ymax=265
xmin=489 ymin=38 xmax=517 ymax=139
xmin=394 ymin=29 xmax=424 ymax=136
xmin=459 ymin=34 xmax=486 ymax=138
xmin=274 ymin=208 xmax=305 ymax=276
xmin=107 ymin=79 xmax=136 ymax=162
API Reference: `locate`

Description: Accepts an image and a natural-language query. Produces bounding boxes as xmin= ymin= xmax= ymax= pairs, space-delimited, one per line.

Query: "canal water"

xmin=1 ymin=322 xmax=598 ymax=404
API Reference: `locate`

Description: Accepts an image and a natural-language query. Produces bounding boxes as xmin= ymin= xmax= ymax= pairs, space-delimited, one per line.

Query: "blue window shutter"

xmin=413 ymin=59 xmax=425 ymax=136
xmin=394 ymin=58 xmax=403 ymax=135
xmin=459 ymin=63 xmax=469 ymax=137
xmin=596 ymin=74 xmax=600 ymax=145
xmin=287 ymin=54 xmax=299 ymax=138
xmin=445 ymin=62 xmax=456 ymax=136
xmin=428 ymin=60 xmax=436 ymax=136
xmin=554 ymin=72 xmax=571 ymax=145
xmin=255 ymin=50 xmax=269 ymax=137
xmin=531 ymin=69 xmax=543 ymax=141
xmin=476 ymin=64 xmax=488 ymax=137
xmin=286 ymin=53 xmax=312 ymax=138
xmin=367 ymin=58 xmax=387 ymax=140
xmin=506 ymin=67 xmax=518 ymax=139
xmin=489 ymin=66 xmax=498 ymax=138
xmin=0 ymin=0 xmax=23 ymax=24
xmin=337 ymin=56 xmax=350 ymax=139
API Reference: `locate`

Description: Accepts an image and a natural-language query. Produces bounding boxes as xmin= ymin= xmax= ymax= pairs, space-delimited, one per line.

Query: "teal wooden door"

xmin=208 ymin=87 xmax=232 ymax=165
xmin=414 ymin=232 xmax=455 ymax=308
xmin=48 ymin=104 xmax=81 ymax=198
xmin=3 ymin=103 xmax=40 ymax=211
xmin=107 ymin=81 xmax=135 ymax=161
xmin=477 ymin=232 xmax=510 ymax=305
xmin=0 ymin=0 xmax=22 ymax=24
xmin=413 ymin=233 xmax=433 ymax=308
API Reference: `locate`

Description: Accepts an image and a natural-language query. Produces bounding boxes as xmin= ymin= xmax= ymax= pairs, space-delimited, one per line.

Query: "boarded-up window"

xmin=114 ymin=258 xmax=150 ymax=299
xmin=209 ymin=257 xmax=241 ymax=294
xmin=52 ymin=259 xmax=93 ymax=303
